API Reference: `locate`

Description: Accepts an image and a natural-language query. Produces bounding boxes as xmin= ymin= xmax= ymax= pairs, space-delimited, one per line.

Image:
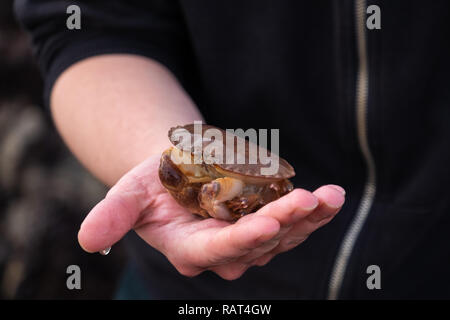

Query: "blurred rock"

xmin=0 ymin=0 xmax=127 ymax=299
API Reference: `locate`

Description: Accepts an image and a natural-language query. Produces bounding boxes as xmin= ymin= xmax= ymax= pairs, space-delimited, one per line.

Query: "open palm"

xmin=78 ymin=155 xmax=345 ymax=280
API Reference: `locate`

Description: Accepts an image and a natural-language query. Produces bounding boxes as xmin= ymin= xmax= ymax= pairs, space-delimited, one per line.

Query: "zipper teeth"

xmin=327 ymin=0 xmax=377 ymax=300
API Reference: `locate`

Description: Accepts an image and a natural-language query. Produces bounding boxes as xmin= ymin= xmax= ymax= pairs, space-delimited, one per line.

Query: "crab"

xmin=158 ymin=124 xmax=295 ymax=221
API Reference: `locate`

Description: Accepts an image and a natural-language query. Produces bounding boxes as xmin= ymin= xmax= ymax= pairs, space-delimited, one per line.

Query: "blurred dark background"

xmin=0 ymin=0 xmax=126 ymax=299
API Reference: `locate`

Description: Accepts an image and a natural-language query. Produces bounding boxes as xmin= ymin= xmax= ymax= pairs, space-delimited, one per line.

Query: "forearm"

xmin=50 ymin=54 xmax=203 ymax=186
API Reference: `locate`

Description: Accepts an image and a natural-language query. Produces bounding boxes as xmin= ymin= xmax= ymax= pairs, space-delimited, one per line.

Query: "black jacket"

xmin=15 ymin=0 xmax=450 ymax=299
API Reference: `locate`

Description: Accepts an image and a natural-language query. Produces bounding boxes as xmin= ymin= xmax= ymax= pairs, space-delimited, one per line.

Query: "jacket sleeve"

xmin=14 ymin=0 xmax=192 ymax=107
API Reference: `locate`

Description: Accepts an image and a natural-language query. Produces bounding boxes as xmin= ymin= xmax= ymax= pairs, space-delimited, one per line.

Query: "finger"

xmin=255 ymin=189 xmax=319 ymax=227
xmin=252 ymin=252 xmax=276 ymax=267
xmin=182 ymin=215 xmax=280 ymax=267
xmin=237 ymin=237 xmax=280 ymax=264
xmin=210 ymin=262 xmax=250 ymax=281
xmin=232 ymin=188 xmax=321 ymax=262
xmin=307 ymin=184 xmax=346 ymax=223
xmin=272 ymin=185 xmax=345 ymax=253
xmin=78 ymin=157 xmax=160 ymax=253
xmin=78 ymin=195 xmax=144 ymax=253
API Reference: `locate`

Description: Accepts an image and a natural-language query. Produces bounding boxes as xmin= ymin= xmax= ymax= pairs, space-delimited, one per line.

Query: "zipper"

xmin=327 ymin=0 xmax=377 ymax=300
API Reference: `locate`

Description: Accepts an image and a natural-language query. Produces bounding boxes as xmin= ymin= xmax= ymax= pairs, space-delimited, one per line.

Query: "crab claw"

xmin=198 ymin=177 xmax=244 ymax=220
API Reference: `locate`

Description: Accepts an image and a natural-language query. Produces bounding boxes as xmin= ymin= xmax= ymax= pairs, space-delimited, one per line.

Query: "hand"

xmin=78 ymin=155 xmax=346 ymax=280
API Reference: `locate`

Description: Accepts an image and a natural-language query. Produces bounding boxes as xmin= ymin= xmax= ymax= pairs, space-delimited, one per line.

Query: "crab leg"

xmin=198 ymin=177 xmax=244 ymax=220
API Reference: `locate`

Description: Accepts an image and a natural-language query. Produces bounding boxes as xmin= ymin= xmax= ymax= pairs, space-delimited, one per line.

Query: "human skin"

xmin=51 ymin=54 xmax=346 ymax=280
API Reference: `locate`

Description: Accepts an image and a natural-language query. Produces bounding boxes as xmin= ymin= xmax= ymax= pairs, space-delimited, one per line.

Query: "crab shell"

xmin=159 ymin=124 xmax=296 ymax=220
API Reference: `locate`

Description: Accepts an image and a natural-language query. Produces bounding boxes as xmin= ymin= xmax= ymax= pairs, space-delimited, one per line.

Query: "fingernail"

xmin=327 ymin=194 xmax=345 ymax=209
xmin=303 ymin=195 xmax=319 ymax=211
xmin=258 ymin=223 xmax=280 ymax=242
xmin=285 ymin=236 xmax=308 ymax=247
xmin=266 ymin=223 xmax=281 ymax=238
xmin=292 ymin=197 xmax=318 ymax=221
xmin=329 ymin=185 xmax=346 ymax=196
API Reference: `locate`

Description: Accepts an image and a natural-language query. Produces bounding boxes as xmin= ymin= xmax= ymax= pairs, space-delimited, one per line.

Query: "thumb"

xmin=78 ymin=155 xmax=160 ymax=253
xmin=78 ymin=192 xmax=144 ymax=253
xmin=77 ymin=160 xmax=162 ymax=252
